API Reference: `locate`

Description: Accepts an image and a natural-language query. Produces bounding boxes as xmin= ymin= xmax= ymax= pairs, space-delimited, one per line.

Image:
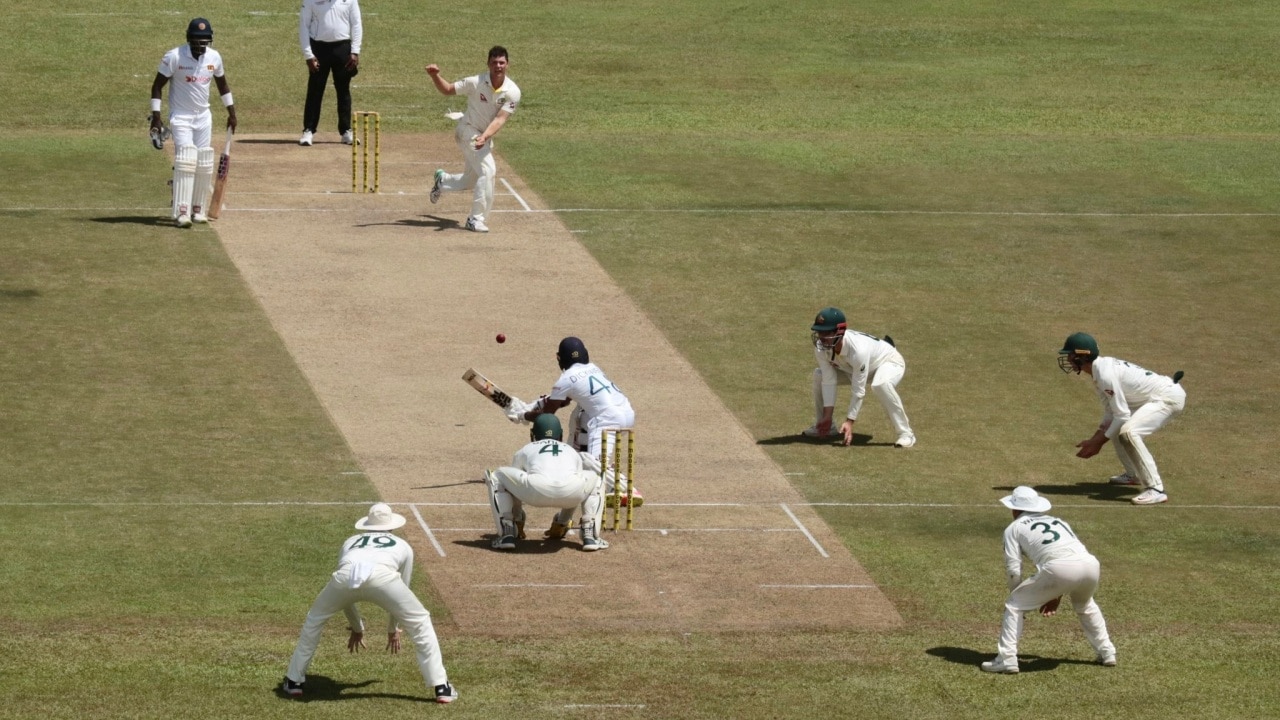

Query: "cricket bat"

xmin=207 ymin=128 xmax=233 ymax=220
xmin=462 ymin=368 xmax=513 ymax=409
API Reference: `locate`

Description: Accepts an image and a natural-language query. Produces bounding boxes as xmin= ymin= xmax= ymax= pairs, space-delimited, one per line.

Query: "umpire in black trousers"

xmin=299 ymin=0 xmax=364 ymax=146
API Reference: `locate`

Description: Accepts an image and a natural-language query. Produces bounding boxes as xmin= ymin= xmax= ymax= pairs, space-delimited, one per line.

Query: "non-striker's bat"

xmin=207 ymin=128 xmax=233 ymax=220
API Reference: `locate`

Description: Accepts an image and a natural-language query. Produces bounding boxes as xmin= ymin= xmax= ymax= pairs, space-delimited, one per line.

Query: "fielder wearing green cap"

xmin=482 ymin=414 xmax=611 ymax=551
xmin=981 ymin=486 xmax=1117 ymax=674
xmin=804 ymin=307 xmax=916 ymax=448
xmin=1058 ymin=332 xmax=1186 ymax=506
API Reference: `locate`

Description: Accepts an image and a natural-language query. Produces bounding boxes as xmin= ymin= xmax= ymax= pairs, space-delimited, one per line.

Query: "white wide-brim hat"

xmin=1000 ymin=486 xmax=1051 ymax=513
xmin=355 ymin=502 xmax=407 ymax=531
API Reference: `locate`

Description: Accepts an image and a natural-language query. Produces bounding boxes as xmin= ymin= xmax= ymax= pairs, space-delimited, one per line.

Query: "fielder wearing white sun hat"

xmin=999 ymin=486 xmax=1051 ymax=513
xmin=355 ymin=503 xmax=407 ymax=531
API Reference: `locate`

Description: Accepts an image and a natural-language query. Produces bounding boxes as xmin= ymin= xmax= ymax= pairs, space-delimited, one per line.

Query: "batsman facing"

xmin=149 ymin=17 xmax=238 ymax=228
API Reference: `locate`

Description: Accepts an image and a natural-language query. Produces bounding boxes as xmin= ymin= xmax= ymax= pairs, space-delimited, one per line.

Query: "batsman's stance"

xmin=149 ymin=18 xmax=238 ymax=228
xmin=484 ymin=415 xmax=610 ymax=551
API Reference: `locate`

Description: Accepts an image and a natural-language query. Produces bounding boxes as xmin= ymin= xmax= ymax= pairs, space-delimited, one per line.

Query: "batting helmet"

xmin=556 ymin=336 xmax=589 ymax=370
xmin=530 ymin=414 xmax=563 ymax=442
xmin=186 ymin=17 xmax=214 ymax=40
xmin=1058 ymin=332 xmax=1099 ymax=374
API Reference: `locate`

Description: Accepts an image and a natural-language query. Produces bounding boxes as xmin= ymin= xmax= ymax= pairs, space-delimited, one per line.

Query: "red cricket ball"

xmin=496 ymin=333 xmax=506 ymax=344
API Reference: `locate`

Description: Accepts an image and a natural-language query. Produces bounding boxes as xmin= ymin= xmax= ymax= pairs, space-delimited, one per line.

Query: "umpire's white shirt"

xmin=300 ymin=0 xmax=363 ymax=58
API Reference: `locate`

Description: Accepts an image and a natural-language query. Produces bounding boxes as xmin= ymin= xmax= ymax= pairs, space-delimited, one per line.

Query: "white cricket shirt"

xmin=815 ymin=330 xmax=902 ymax=419
xmin=334 ymin=531 xmax=414 ymax=588
xmin=157 ymin=46 xmax=224 ymax=116
xmin=455 ymin=72 xmax=521 ymax=134
xmin=1002 ymin=512 xmax=1094 ymax=580
xmin=511 ymin=438 xmax=587 ymax=478
xmin=1091 ymin=356 xmax=1180 ymax=438
xmin=548 ymin=362 xmax=632 ymax=420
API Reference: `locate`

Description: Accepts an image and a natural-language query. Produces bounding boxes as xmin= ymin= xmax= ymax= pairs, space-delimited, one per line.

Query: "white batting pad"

xmin=192 ymin=146 xmax=216 ymax=221
xmin=172 ymin=145 xmax=197 ymax=219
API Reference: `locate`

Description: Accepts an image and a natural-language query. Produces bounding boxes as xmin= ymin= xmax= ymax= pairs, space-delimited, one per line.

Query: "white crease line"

xmin=409 ymin=504 xmax=447 ymax=558
xmin=500 ymin=178 xmax=531 ymax=211
xmin=9 ymin=207 xmax=1276 ymax=218
xmin=475 ymin=583 xmax=588 ymax=588
xmin=781 ymin=503 xmax=829 ymax=558
xmin=564 ymin=705 xmax=647 ymax=710
xmin=2 ymin=500 xmax=1275 ymax=510
xmin=760 ymin=584 xmax=877 ymax=589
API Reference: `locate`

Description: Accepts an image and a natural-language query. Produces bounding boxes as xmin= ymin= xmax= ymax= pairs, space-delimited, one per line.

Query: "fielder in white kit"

xmin=805 ymin=307 xmax=916 ymax=448
xmin=149 ymin=18 xmax=238 ymax=228
xmin=485 ymin=414 xmax=610 ymax=551
xmin=281 ymin=503 xmax=457 ymax=703
xmin=982 ymin=486 xmax=1117 ymax=674
xmin=1058 ymin=332 xmax=1186 ymax=506
xmin=426 ymin=45 xmax=521 ymax=233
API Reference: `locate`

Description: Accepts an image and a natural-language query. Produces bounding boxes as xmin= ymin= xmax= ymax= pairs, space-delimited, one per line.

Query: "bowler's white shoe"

xmin=894 ymin=433 xmax=916 ymax=448
xmin=1132 ymin=488 xmax=1168 ymax=505
xmin=298 ymin=130 xmax=314 ymax=146
xmin=1098 ymin=653 xmax=1117 ymax=667
xmin=1109 ymin=473 xmax=1140 ymax=486
xmin=465 ymin=216 xmax=489 ymax=233
xmin=980 ymin=659 xmax=1019 ymax=674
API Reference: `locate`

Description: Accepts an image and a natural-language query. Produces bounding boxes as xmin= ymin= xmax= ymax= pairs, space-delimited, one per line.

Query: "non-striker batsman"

xmin=149 ymin=18 xmax=238 ymax=228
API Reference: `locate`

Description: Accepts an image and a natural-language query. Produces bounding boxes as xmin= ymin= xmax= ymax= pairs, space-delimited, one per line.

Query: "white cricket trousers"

xmin=440 ymin=123 xmax=496 ymax=224
xmin=285 ymin=567 xmax=448 ymax=688
xmin=811 ymin=361 xmax=912 ymax=437
xmin=997 ymin=556 xmax=1115 ymax=664
xmin=1112 ymin=384 xmax=1186 ymax=492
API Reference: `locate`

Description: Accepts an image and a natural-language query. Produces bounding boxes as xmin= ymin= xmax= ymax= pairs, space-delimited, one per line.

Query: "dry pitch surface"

xmin=214 ymin=133 xmax=900 ymax=635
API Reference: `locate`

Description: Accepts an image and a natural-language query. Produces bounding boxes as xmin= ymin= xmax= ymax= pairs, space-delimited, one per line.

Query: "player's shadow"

xmin=756 ymin=433 xmax=877 ymax=447
xmin=0 ymin=289 xmax=40 ymax=300
xmin=993 ymin=482 xmax=1135 ymax=504
xmin=926 ymin=647 xmax=1096 ymax=674
xmin=273 ymin=675 xmax=430 ymax=703
xmin=355 ymin=215 xmax=461 ymax=231
xmin=90 ymin=216 xmax=172 ymax=227
xmin=453 ymin=537 xmax=576 ymax=555
xmin=412 ymin=478 xmax=484 ymax=490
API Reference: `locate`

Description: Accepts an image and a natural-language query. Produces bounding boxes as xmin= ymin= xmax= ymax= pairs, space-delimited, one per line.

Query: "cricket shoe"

xmin=1109 ymin=473 xmax=1140 ymax=486
xmin=193 ymin=209 xmax=208 ymax=223
xmin=1098 ymin=652 xmax=1117 ymax=667
xmin=434 ymin=683 xmax=459 ymax=704
xmin=894 ymin=433 xmax=917 ymax=448
xmin=298 ymin=130 xmax=314 ymax=146
xmin=980 ymin=659 xmax=1019 ymax=674
xmin=341 ymin=130 xmax=358 ymax=145
xmin=801 ymin=425 xmax=841 ymax=438
xmin=579 ymin=520 xmax=609 ymax=552
xmin=430 ymin=169 xmax=444 ymax=204
xmin=1131 ymin=488 xmax=1168 ymax=505
xmin=605 ymin=487 xmax=644 ymax=508
xmin=176 ymin=213 xmax=192 ymax=228
xmin=491 ymin=534 xmax=516 ymax=550
xmin=281 ymin=677 xmax=304 ymax=696
xmin=465 ymin=216 xmax=489 ymax=233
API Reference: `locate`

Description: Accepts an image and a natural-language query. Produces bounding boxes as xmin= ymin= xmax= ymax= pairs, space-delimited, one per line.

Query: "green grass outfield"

xmin=2 ymin=1 xmax=1279 ymax=718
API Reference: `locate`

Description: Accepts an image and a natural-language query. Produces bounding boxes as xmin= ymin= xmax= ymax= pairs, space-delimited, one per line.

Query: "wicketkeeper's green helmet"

xmin=811 ymin=307 xmax=848 ymax=351
xmin=530 ymin=414 xmax=563 ymax=442
xmin=1058 ymin=332 xmax=1099 ymax=373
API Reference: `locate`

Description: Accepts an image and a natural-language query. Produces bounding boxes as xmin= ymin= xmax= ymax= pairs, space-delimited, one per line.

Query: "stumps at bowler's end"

xmin=352 ymin=111 xmax=380 ymax=193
